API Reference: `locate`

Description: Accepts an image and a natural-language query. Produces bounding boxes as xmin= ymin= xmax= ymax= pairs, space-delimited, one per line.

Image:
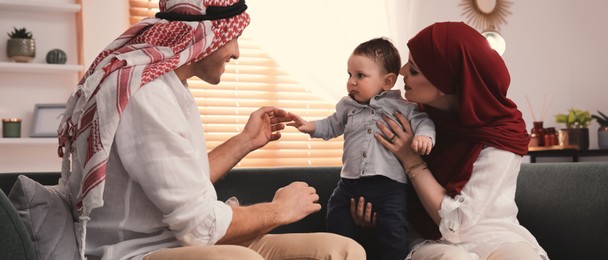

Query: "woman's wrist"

xmin=407 ymin=163 xmax=428 ymax=179
xmin=402 ymin=155 xmax=424 ymax=169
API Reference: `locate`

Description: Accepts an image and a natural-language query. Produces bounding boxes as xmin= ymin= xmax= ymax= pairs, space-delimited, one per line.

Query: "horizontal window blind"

xmin=129 ymin=0 xmax=343 ymax=167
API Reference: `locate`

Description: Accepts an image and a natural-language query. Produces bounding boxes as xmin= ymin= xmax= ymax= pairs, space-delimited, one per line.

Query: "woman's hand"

xmin=375 ymin=112 xmax=420 ymax=163
xmin=350 ymin=197 xmax=376 ymax=228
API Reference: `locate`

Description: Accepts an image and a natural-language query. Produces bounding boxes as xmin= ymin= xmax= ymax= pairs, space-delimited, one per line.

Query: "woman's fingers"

xmin=376 ymin=117 xmax=395 ymax=139
xmin=394 ymin=111 xmax=413 ymax=136
xmin=383 ymin=114 xmax=403 ymax=134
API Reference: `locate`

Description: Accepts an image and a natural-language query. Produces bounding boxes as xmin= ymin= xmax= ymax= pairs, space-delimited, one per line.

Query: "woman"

xmin=353 ymin=22 xmax=548 ymax=259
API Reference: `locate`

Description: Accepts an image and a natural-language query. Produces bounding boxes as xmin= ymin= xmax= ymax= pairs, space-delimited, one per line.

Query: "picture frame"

xmin=30 ymin=103 xmax=66 ymax=138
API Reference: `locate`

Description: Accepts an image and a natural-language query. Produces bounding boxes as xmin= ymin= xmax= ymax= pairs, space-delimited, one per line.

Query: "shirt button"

xmin=367 ymin=129 xmax=371 ymax=134
xmin=352 ymin=109 xmax=356 ymax=113
xmin=371 ymin=110 xmax=375 ymax=114
xmin=459 ymin=197 xmax=465 ymax=202
xmin=362 ymin=152 xmax=367 ymax=158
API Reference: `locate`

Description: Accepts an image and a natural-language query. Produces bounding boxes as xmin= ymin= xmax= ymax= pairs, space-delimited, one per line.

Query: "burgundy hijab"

xmin=406 ymin=22 xmax=529 ymax=239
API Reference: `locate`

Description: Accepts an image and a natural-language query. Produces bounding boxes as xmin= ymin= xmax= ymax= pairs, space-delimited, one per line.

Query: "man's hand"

xmin=271 ymin=182 xmax=321 ymax=225
xmin=241 ymin=106 xmax=292 ymax=151
xmin=218 ymin=182 xmax=321 ymax=245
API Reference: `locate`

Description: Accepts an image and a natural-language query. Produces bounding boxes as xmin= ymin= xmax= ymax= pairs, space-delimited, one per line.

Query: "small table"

xmin=527 ymin=146 xmax=608 ymax=163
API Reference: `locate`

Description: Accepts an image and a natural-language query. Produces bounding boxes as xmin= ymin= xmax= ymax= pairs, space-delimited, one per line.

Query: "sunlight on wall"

xmin=247 ymin=0 xmax=394 ymax=102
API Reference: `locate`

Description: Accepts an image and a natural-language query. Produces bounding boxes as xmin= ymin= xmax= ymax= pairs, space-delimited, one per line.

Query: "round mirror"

xmin=482 ymin=31 xmax=506 ymax=56
xmin=460 ymin=0 xmax=512 ymax=32
xmin=474 ymin=0 xmax=497 ymax=14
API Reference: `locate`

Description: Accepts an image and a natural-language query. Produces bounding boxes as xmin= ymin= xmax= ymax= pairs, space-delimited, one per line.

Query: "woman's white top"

xmin=408 ymin=146 xmax=548 ymax=260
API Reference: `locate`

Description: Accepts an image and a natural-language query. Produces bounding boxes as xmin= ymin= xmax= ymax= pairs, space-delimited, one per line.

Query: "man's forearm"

xmin=216 ymin=203 xmax=282 ymax=245
xmin=208 ymin=134 xmax=253 ymax=183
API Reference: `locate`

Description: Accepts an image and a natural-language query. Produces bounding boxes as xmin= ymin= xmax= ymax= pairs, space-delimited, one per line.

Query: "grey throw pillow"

xmin=8 ymin=175 xmax=80 ymax=260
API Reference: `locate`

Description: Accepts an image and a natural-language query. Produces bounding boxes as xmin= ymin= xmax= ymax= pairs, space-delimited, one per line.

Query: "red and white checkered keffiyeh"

xmin=57 ymin=0 xmax=250 ymax=219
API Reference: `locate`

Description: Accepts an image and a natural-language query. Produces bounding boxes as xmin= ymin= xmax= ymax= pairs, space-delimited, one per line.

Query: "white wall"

xmin=81 ymin=0 xmax=129 ymax=67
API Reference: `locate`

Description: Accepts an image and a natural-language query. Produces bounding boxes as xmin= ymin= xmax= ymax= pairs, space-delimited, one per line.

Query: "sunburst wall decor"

xmin=460 ymin=0 xmax=513 ymax=32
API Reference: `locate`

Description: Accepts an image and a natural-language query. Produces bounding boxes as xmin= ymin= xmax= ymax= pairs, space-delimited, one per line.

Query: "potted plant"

xmin=6 ymin=27 xmax=35 ymax=63
xmin=555 ymin=108 xmax=593 ymax=150
xmin=592 ymin=111 xmax=608 ymax=149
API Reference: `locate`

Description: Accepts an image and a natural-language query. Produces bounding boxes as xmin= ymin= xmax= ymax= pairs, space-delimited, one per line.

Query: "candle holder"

xmin=2 ymin=118 xmax=22 ymax=138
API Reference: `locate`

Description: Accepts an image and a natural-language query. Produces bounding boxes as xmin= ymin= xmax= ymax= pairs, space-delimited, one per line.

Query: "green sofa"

xmin=1 ymin=162 xmax=607 ymax=260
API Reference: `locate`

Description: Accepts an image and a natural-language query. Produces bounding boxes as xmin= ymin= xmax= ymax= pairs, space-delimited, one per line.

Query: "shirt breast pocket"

xmin=345 ymin=108 xmax=365 ymax=132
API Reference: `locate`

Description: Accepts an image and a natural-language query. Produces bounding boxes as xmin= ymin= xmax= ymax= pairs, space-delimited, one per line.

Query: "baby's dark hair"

xmin=353 ymin=37 xmax=401 ymax=75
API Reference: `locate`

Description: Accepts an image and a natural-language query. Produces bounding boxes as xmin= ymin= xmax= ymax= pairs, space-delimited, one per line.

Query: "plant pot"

xmin=6 ymin=38 xmax=35 ymax=63
xmin=599 ymin=126 xmax=608 ymax=150
xmin=566 ymin=128 xmax=589 ymax=150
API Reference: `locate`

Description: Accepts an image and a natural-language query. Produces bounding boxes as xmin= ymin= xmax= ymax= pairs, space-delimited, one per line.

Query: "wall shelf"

xmin=0 ymin=0 xmax=80 ymax=172
xmin=527 ymin=148 xmax=608 ymax=163
xmin=0 ymin=62 xmax=82 ymax=74
xmin=0 ymin=1 xmax=80 ymax=13
xmin=0 ymin=138 xmax=56 ymax=145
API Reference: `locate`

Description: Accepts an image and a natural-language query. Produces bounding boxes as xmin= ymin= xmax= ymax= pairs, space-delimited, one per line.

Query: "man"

xmin=57 ymin=0 xmax=365 ymax=259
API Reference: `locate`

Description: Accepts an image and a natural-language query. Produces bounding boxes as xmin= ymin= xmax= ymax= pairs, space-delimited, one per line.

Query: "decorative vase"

xmin=567 ymin=128 xmax=589 ymax=150
xmin=6 ymin=38 xmax=35 ymax=63
xmin=529 ymin=121 xmax=545 ymax=147
xmin=46 ymin=49 xmax=67 ymax=64
xmin=598 ymin=126 xmax=608 ymax=150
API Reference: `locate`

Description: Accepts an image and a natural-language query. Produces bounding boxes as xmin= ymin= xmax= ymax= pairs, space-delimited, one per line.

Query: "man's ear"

xmin=383 ymin=73 xmax=397 ymax=90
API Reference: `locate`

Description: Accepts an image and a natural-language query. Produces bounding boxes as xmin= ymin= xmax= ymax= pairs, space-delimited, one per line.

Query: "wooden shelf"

xmin=527 ymin=148 xmax=608 ymax=163
xmin=528 ymin=145 xmax=578 ymax=152
xmin=0 ymin=1 xmax=80 ymax=13
xmin=0 ymin=62 xmax=82 ymax=74
xmin=0 ymin=138 xmax=57 ymax=145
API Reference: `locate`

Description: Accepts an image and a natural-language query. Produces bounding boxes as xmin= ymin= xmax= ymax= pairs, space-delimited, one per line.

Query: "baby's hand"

xmin=411 ymin=135 xmax=433 ymax=155
xmin=286 ymin=112 xmax=316 ymax=134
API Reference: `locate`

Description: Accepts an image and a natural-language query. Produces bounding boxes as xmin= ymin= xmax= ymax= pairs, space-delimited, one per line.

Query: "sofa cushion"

xmin=8 ymin=175 xmax=79 ymax=260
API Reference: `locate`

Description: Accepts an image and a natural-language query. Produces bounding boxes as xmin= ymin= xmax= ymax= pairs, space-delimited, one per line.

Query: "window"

xmin=128 ymin=0 xmax=343 ymax=167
